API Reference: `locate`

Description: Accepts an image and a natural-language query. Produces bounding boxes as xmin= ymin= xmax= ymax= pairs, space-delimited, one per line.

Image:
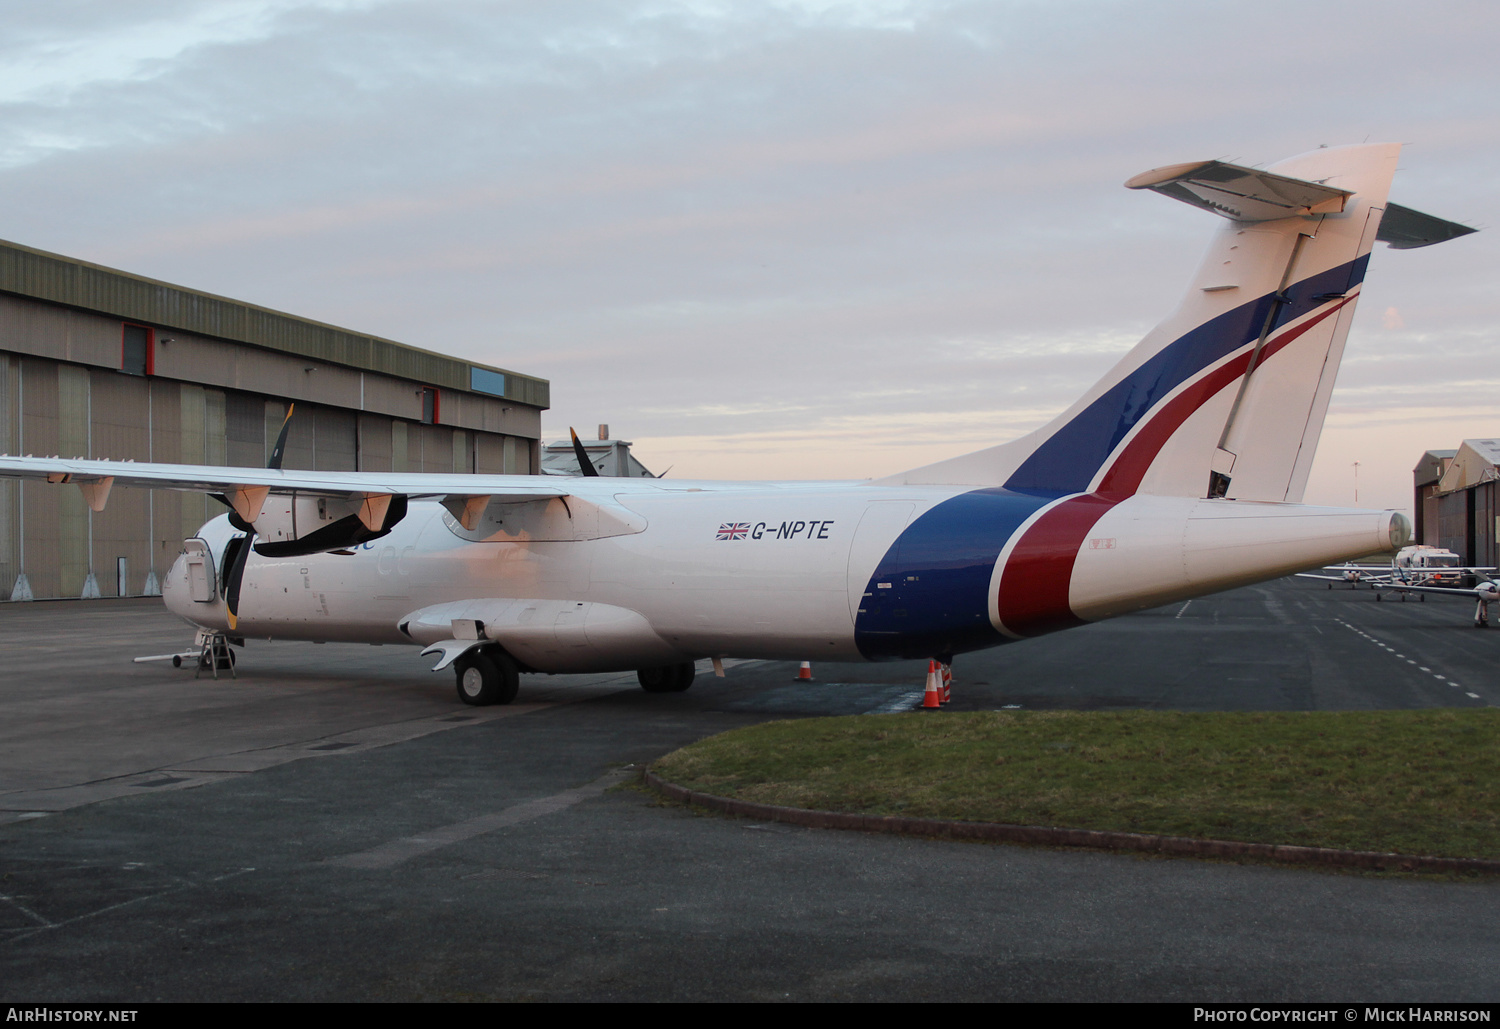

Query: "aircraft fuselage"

xmin=164 ymin=478 xmax=1401 ymax=673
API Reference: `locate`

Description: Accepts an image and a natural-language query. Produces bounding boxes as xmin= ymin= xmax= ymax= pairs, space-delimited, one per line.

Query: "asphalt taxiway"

xmin=1 ymin=578 xmax=1496 ymax=1001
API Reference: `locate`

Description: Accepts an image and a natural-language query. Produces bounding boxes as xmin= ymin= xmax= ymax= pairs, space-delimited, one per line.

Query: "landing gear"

xmin=638 ymin=663 xmax=696 ymax=693
xmin=1475 ymin=601 xmax=1490 ymax=629
xmin=194 ymin=632 xmax=237 ymax=679
xmin=454 ymin=648 xmax=520 ymax=706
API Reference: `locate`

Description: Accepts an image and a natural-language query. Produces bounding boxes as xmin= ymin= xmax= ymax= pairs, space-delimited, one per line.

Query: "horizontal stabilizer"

xmin=1125 ymin=159 xmax=1352 ymax=221
xmin=1377 ymin=202 xmax=1478 ymax=249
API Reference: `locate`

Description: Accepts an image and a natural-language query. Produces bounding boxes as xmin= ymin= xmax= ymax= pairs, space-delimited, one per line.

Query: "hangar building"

xmin=0 ymin=238 xmax=549 ymax=602
xmin=1413 ymin=440 xmax=1499 ymax=569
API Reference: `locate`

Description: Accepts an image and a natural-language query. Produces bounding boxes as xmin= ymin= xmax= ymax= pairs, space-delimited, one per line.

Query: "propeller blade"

xmin=267 ymin=404 xmax=296 ymax=471
xmin=570 ymin=427 xmax=600 ymax=477
xmin=224 ymin=531 xmax=254 ymax=631
xmin=226 ymin=405 xmax=294 ymax=628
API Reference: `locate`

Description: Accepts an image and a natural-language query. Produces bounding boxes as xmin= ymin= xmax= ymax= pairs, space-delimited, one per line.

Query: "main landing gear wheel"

xmin=455 ymin=649 xmax=520 ymax=706
xmin=637 ymin=663 xmax=696 ymax=693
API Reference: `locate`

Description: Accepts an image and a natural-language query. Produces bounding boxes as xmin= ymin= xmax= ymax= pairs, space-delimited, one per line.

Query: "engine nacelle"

xmin=239 ymin=492 xmax=408 ymax=557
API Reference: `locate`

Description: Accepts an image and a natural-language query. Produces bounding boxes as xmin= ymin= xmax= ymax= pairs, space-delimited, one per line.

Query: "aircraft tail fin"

xmin=876 ymin=143 xmax=1475 ymax=503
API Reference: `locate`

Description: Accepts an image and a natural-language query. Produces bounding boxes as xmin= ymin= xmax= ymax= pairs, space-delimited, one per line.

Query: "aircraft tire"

xmin=197 ymin=648 xmax=236 ymax=671
xmin=638 ymin=662 xmax=696 ymax=693
xmin=455 ymin=650 xmax=520 ymax=706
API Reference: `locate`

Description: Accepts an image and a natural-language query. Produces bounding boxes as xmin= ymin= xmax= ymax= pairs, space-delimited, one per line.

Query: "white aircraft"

xmin=1299 ymin=545 xmax=1495 ymax=590
xmin=0 ymin=144 xmax=1478 ymax=705
xmin=1378 ymin=578 xmax=1500 ymax=627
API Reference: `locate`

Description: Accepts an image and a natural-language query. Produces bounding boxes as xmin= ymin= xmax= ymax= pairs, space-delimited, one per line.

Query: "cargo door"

xmin=845 ymin=501 xmax=914 ymax=624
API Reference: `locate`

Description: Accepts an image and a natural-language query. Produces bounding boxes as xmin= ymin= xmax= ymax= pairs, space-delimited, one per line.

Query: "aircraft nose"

xmin=162 ymin=552 xmax=187 ymax=614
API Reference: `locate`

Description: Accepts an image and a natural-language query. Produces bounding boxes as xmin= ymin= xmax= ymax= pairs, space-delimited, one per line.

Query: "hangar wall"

xmin=0 ymin=239 xmax=550 ymax=601
xmin=1414 ymin=440 xmax=1500 ymax=572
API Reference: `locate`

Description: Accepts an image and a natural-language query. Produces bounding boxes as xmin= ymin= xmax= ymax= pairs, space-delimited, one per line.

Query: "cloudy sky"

xmin=3 ymin=0 xmax=1496 ymax=511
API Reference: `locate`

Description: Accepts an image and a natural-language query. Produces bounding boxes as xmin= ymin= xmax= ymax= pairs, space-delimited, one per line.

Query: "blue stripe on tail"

xmin=1004 ymin=257 xmax=1367 ymax=494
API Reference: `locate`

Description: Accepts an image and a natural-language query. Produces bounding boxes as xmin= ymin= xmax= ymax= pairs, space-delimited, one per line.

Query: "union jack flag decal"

xmin=716 ymin=522 xmax=750 ymax=540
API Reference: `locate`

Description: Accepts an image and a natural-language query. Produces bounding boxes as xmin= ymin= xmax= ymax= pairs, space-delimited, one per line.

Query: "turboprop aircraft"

xmin=0 ymin=143 xmax=1477 ymax=705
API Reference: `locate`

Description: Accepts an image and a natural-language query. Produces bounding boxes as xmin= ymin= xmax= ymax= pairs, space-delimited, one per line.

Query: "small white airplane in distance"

xmin=1299 ymin=546 xmax=1498 ymax=625
xmin=1376 ymin=578 xmax=1500 ymax=627
xmin=1299 ymin=545 xmax=1496 ymax=589
xmin=0 ymin=143 xmax=1479 ymax=705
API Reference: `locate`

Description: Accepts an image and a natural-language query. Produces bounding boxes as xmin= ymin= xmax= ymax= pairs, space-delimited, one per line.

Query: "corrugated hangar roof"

xmin=1412 ymin=449 xmax=1458 ymax=487
xmin=1436 ymin=438 xmax=1500 ymax=493
xmin=0 ymin=237 xmax=548 ymax=410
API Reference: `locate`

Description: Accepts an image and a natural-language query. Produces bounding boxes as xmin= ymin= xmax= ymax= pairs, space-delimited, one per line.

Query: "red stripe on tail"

xmin=997 ymin=298 xmax=1352 ymax=637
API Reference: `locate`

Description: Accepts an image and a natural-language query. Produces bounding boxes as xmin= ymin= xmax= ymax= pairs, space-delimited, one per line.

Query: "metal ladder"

xmin=194 ymin=630 xmax=237 ymax=680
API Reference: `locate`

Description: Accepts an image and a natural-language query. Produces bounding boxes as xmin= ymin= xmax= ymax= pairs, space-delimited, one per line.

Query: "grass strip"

xmin=653 ymin=709 xmax=1499 ymax=859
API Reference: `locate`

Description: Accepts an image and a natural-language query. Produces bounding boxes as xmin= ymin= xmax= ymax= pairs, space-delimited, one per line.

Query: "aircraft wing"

xmin=0 ymin=454 xmax=573 ymax=535
xmin=1379 ymin=582 xmax=1493 ymax=599
xmin=1294 ymin=572 xmax=1386 ymax=582
xmin=1388 ymin=566 xmax=1496 ymax=583
xmin=0 ymin=454 xmax=570 ymax=503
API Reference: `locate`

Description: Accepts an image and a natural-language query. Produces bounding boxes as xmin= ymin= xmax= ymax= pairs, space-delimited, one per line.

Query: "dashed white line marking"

xmin=1334 ymin=618 xmax=1488 ymax=705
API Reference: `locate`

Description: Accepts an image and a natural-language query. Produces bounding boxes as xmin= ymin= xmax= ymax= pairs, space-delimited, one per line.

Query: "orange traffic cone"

xmin=795 ymin=660 xmax=813 ymax=681
xmin=922 ymin=660 xmax=942 ymax=710
xmin=940 ymin=662 xmax=952 ymax=704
